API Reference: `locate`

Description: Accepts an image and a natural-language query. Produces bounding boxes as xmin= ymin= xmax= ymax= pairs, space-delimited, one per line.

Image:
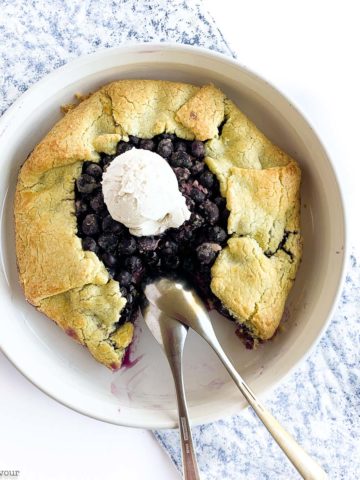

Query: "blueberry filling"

xmin=74 ymin=133 xmax=230 ymax=328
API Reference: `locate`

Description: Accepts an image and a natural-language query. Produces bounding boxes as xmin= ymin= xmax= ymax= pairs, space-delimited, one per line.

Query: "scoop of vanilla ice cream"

xmin=102 ymin=148 xmax=191 ymax=236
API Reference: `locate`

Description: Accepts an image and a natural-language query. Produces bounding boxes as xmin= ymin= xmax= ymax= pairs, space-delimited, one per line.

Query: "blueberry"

xmin=190 ymin=212 xmax=205 ymax=229
xmin=200 ymin=200 xmax=219 ymax=225
xmin=171 ymin=225 xmax=193 ymax=243
xmin=160 ymin=133 xmax=176 ymax=140
xmin=82 ymin=237 xmax=98 ymax=253
xmin=128 ymin=135 xmax=140 ymax=146
xmin=75 ymin=199 xmax=87 ymax=215
xmin=98 ymin=233 xmax=119 ymax=252
xmin=214 ymin=196 xmax=226 ymax=209
xmin=126 ymin=292 xmax=135 ymax=304
xmin=84 ymin=162 xmax=103 ymax=180
xmin=102 ymin=252 xmax=117 ymax=267
xmin=179 ymin=181 xmax=192 ymax=197
xmin=82 ymin=214 xmax=99 ymax=236
xmin=163 ymin=255 xmax=180 ymax=269
xmin=116 ymin=270 xmax=132 ymax=286
xmin=144 ymin=251 xmax=161 ymax=268
xmin=160 ymin=240 xmax=178 ymax=256
xmin=199 ymin=171 xmax=214 ymax=189
xmin=174 ymin=140 xmax=187 ymax=152
xmin=100 ymin=154 xmax=113 ymax=168
xmin=191 ymin=140 xmax=205 ymax=158
xmin=128 ymin=284 xmax=138 ymax=297
xmin=125 ymin=256 xmax=143 ymax=272
xmin=137 ymin=236 xmax=159 ymax=253
xmin=102 ymin=215 xmax=124 ymax=234
xmin=190 ymin=187 xmax=206 ymax=203
xmin=90 ymin=191 xmax=105 ymax=213
xmin=131 ymin=268 xmax=145 ymax=285
xmin=196 ymin=243 xmax=217 ymax=264
xmin=107 ymin=267 xmax=116 ymax=278
xmin=139 ymin=139 xmax=156 ymax=151
xmin=123 ymin=303 xmax=133 ymax=318
xmin=173 ymin=167 xmax=191 ymax=182
xmin=185 ymin=196 xmax=196 ymax=211
xmin=120 ymin=305 xmax=132 ymax=322
xmin=208 ymin=225 xmax=227 ymax=243
xmin=76 ymin=174 xmax=98 ymax=194
xmin=191 ymin=161 xmax=205 ymax=175
xmin=170 ymin=151 xmax=192 ymax=169
xmin=157 ymin=138 xmax=173 ymax=158
xmin=118 ymin=237 xmax=137 ymax=255
xmin=116 ymin=141 xmax=133 ymax=155
xmin=120 ymin=286 xmax=128 ymax=298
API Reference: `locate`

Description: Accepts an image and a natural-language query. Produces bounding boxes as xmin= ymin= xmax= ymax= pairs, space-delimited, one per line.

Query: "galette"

xmin=15 ymin=80 xmax=302 ymax=369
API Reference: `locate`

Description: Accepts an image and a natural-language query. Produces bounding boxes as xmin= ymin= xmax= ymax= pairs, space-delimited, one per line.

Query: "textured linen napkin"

xmin=1 ymin=2 xmax=359 ymax=479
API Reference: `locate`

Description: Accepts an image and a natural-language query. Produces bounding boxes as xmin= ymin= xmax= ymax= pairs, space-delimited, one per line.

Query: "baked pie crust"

xmin=14 ymin=80 xmax=301 ymax=369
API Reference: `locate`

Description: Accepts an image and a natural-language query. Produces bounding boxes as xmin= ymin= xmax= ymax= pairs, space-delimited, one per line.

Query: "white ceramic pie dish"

xmin=0 ymin=44 xmax=347 ymax=429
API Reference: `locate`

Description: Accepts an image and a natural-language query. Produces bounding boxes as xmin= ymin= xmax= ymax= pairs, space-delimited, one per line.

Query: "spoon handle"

xmin=168 ymin=356 xmax=201 ymax=480
xmin=210 ymin=339 xmax=327 ymax=480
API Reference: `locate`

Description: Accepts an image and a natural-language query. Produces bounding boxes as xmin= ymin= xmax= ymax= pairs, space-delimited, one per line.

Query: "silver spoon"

xmin=142 ymin=301 xmax=201 ymax=480
xmin=144 ymin=277 xmax=327 ymax=480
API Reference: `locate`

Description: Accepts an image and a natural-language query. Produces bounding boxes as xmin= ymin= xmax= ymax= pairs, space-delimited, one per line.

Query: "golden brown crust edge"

xmin=14 ymin=79 xmax=302 ymax=366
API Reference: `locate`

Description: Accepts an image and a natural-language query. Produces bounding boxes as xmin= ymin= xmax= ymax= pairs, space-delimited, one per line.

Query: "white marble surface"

xmin=1 ymin=1 xmax=359 ymax=479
